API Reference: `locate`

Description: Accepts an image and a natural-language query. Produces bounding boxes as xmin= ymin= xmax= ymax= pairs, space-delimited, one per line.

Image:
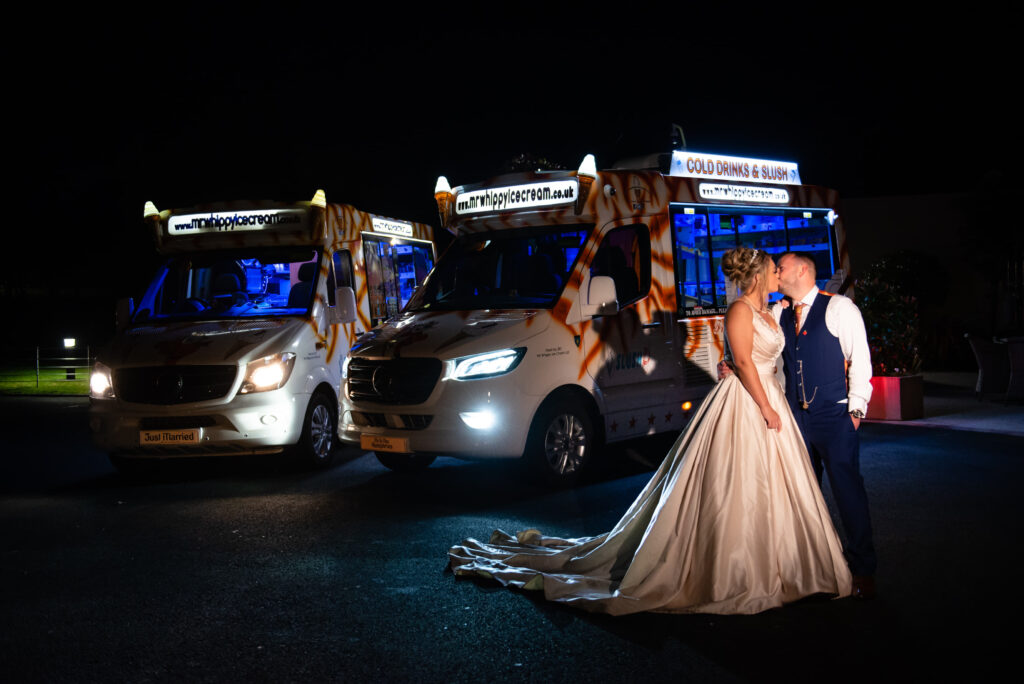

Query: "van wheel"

xmin=375 ymin=452 xmax=436 ymax=472
xmin=525 ymin=395 xmax=596 ymax=486
xmin=298 ymin=392 xmax=336 ymax=468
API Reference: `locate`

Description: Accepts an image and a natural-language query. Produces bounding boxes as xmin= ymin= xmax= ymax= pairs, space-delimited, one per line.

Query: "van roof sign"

xmin=455 ymin=179 xmax=578 ymax=216
xmin=167 ymin=209 xmax=306 ymax=236
xmin=669 ymin=150 xmax=801 ymax=185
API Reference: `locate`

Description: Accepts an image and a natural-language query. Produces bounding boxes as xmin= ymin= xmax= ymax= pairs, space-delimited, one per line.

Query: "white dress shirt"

xmin=772 ymin=286 xmax=873 ymax=414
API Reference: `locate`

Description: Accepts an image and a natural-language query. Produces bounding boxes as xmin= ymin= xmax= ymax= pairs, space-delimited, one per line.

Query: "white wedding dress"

xmin=449 ymin=302 xmax=852 ymax=615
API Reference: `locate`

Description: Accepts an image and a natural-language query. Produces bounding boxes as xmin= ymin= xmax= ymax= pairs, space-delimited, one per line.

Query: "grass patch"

xmin=0 ymin=366 xmax=89 ymax=396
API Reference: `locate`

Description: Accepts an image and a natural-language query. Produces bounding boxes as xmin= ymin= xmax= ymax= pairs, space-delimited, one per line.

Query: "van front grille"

xmin=347 ymin=358 xmax=442 ymax=405
xmin=115 ymin=366 xmax=237 ymax=405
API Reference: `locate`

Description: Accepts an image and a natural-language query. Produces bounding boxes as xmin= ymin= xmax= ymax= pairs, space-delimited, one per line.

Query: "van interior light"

xmin=826 ymin=209 xmax=838 ymax=226
xmin=143 ymin=201 xmax=159 ymax=218
xmin=460 ymin=410 xmax=496 ymax=430
xmin=311 ymin=189 xmax=327 ymax=208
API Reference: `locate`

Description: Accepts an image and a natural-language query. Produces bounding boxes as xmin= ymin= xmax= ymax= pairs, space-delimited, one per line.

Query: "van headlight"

xmin=451 ymin=348 xmax=526 ymax=380
xmin=240 ymin=353 xmax=297 ymax=393
xmin=90 ymin=362 xmax=115 ymax=399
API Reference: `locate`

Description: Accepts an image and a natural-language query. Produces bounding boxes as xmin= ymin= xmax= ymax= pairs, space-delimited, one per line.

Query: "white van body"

xmin=89 ymin=193 xmax=442 ymax=469
xmin=339 ymin=151 xmax=850 ymax=482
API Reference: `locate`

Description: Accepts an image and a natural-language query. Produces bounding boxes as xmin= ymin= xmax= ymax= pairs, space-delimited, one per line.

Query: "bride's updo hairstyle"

xmin=721 ymin=246 xmax=772 ymax=297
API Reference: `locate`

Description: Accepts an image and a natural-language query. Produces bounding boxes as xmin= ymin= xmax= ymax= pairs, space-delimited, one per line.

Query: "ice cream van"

xmin=89 ymin=190 xmax=444 ymax=471
xmin=339 ymin=144 xmax=850 ymax=483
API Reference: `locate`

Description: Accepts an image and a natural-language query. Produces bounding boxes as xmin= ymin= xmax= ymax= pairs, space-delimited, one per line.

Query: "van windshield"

xmin=406 ymin=226 xmax=590 ymax=311
xmin=133 ymin=247 xmax=322 ymax=322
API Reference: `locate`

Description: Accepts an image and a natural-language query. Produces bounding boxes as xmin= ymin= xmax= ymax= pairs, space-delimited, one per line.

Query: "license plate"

xmin=140 ymin=429 xmax=200 ymax=446
xmin=360 ymin=435 xmax=410 ymax=453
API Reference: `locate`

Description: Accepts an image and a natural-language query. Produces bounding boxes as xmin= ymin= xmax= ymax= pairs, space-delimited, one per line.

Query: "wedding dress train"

xmin=449 ymin=305 xmax=852 ymax=615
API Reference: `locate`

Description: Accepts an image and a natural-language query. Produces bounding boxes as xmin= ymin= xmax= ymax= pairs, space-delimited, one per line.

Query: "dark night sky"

xmin=4 ymin=5 xmax=1009 ymax=342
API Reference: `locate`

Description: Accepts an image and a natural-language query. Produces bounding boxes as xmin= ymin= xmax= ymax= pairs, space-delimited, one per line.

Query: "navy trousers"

xmin=791 ymin=401 xmax=877 ymax=576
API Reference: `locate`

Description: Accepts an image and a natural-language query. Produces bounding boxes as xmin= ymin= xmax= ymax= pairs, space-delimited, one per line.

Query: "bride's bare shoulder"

xmin=727 ymin=299 xmax=754 ymax=315
xmin=725 ymin=300 xmax=754 ymax=325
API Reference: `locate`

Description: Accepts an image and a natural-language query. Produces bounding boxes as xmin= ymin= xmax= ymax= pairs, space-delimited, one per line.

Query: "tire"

xmin=375 ymin=451 xmax=436 ymax=472
xmin=525 ymin=394 xmax=597 ymax=486
xmin=297 ymin=391 xmax=336 ymax=468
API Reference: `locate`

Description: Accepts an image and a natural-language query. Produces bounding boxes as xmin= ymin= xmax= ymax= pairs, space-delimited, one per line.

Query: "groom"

xmin=774 ymin=252 xmax=877 ymax=599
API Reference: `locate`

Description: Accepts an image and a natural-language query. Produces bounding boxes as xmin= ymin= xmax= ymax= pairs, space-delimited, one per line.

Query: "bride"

xmin=448 ymin=246 xmax=853 ymax=615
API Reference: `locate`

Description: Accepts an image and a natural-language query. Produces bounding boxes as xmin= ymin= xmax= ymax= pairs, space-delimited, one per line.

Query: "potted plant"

xmin=854 ymin=252 xmax=924 ymax=420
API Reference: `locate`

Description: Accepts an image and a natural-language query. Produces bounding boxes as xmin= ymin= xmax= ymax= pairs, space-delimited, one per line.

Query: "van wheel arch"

xmin=295 ymin=384 xmax=339 ymax=468
xmin=524 ymin=386 xmax=604 ymax=486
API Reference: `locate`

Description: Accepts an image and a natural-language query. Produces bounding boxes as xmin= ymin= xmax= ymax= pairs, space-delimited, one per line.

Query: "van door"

xmin=583 ymin=220 xmax=679 ymax=440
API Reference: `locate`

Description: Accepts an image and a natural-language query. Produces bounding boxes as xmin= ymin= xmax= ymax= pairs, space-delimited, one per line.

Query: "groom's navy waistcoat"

xmin=780 ymin=293 xmax=847 ymax=413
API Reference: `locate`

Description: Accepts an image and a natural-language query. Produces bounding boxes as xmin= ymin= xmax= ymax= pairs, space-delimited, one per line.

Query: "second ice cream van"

xmin=89 ymin=191 xmax=444 ymax=471
xmin=340 ymin=145 xmax=850 ymax=483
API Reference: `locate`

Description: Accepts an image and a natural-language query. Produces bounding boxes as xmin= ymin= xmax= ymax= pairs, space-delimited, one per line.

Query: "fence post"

xmin=36 ymin=346 xmax=40 ymax=388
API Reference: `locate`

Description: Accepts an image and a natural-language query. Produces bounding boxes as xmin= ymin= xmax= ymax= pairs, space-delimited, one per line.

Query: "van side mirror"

xmin=115 ymin=297 xmax=134 ymax=332
xmin=583 ymin=275 xmax=618 ymax=317
xmin=328 ymin=286 xmax=357 ymax=325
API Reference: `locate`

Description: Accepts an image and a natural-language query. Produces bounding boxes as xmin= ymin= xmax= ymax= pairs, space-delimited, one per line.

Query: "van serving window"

xmin=671 ymin=204 xmax=837 ymax=317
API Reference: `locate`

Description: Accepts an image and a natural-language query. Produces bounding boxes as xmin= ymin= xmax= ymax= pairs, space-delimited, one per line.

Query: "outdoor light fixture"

xmin=434 ymin=176 xmax=454 ymax=229
xmin=311 ymin=188 xmax=327 ymax=208
xmin=240 ymin=353 xmax=297 ymax=393
xmin=451 ymin=348 xmax=526 ymax=381
xmin=575 ymin=154 xmax=596 ymax=215
xmin=681 ymin=401 xmax=693 ymax=412
xmin=63 ymin=338 xmax=76 ymax=348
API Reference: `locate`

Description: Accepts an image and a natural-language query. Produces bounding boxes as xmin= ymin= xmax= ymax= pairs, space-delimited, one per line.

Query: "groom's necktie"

xmin=794 ymin=303 xmax=805 ymax=333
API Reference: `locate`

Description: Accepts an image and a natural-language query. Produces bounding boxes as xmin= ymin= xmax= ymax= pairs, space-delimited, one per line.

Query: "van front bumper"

xmin=89 ymin=391 xmax=310 ymax=458
xmin=340 ymin=374 xmax=540 ymax=459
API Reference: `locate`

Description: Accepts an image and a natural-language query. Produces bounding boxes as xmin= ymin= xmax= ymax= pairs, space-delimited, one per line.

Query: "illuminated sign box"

xmin=671 ymin=151 xmax=801 ymax=185
xmin=455 ymin=180 xmax=578 ymax=215
xmin=698 ymin=183 xmax=791 ymax=204
xmin=371 ymin=218 xmax=414 ymax=237
xmin=168 ymin=209 xmax=305 ymax=235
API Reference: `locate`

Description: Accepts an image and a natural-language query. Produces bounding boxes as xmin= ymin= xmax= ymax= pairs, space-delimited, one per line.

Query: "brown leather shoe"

xmin=851 ymin=575 xmax=876 ymax=600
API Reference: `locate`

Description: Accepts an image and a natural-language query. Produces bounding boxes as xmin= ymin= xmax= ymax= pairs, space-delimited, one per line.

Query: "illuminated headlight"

xmin=240 ymin=353 xmax=296 ymax=393
xmin=460 ymin=410 xmax=496 ymax=430
xmin=451 ymin=348 xmax=526 ymax=381
xmin=89 ymin=362 xmax=115 ymax=399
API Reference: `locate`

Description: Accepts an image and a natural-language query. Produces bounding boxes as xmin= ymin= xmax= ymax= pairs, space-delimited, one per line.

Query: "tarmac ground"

xmin=0 ymin=370 xmax=1021 ymax=681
